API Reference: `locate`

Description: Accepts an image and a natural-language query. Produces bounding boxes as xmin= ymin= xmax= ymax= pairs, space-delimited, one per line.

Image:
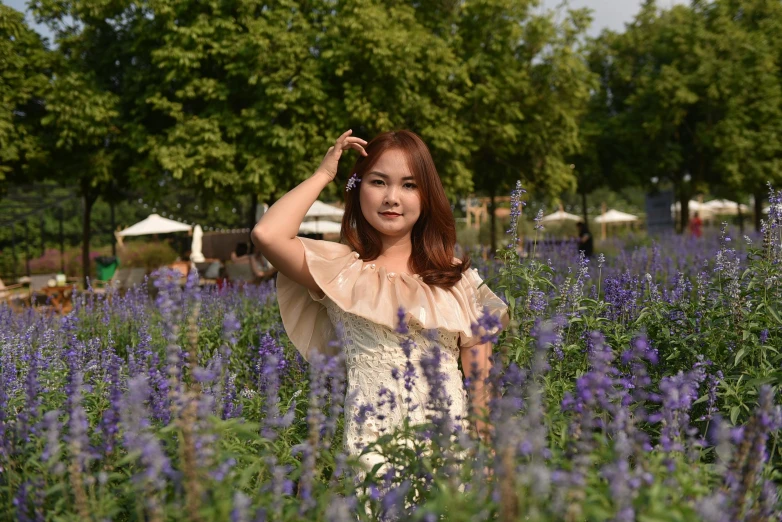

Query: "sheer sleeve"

xmin=275 ymin=237 xmax=354 ymax=360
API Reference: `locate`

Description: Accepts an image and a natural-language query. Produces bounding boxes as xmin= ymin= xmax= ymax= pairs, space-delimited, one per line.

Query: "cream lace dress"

xmin=276 ymin=237 xmax=509 ymax=475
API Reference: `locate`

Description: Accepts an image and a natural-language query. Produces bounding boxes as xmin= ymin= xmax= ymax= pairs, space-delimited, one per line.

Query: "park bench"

xmin=0 ymin=278 xmax=25 ymax=308
xmin=224 ymin=261 xmax=277 ymax=286
xmin=92 ymin=267 xmax=147 ymax=295
xmin=225 ymin=262 xmax=256 ymax=284
xmin=194 ymin=261 xmax=222 ymax=286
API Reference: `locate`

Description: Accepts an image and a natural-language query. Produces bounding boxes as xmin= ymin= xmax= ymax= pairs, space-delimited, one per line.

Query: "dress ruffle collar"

xmin=276 ymin=237 xmax=509 ymax=360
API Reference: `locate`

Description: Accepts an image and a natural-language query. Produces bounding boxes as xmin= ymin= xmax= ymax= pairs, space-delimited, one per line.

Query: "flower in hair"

xmin=346 ymin=173 xmax=361 ymax=191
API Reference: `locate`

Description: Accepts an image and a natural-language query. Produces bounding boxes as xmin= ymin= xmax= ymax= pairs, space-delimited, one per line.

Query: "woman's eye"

xmin=372 ymin=180 xmax=384 ymax=185
xmin=404 ymin=183 xmax=417 ymax=189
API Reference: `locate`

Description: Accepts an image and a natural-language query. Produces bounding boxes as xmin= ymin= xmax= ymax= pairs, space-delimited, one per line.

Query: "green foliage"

xmin=7 ymin=0 xmax=601 ymax=216
xmin=4 ymin=0 xmax=782 ymax=240
xmin=2 ymin=235 xmax=782 ymax=519
xmin=584 ymin=0 xmax=782 ymax=230
xmin=490 ymin=220 xmax=782 ymax=467
xmin=452 ymin=0 xmax=595 ymax=249
xmin=118 ymin=241 xmax=178 ymax=271
xmin=697 ymin=0 xmax=782 ymax=203
xmin=0 ymin=5 xmax=49 ymax=182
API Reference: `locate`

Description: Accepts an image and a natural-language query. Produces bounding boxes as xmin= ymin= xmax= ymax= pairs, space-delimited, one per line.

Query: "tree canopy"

xmin=586 ymin=0 xmax=782 ymax=230
xmin=0 ymin=5 xmax=49 ymax=184
xmin=3 ymin=0 xmax=782 ymax=259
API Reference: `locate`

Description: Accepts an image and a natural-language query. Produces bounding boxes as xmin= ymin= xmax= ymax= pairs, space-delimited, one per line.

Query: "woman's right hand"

xmin=316 ymin=129 xmax=368 ymax=181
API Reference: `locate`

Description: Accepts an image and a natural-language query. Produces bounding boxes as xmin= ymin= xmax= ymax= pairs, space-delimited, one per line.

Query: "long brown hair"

xmin=341 ymin=130 xmax=470 ymax=289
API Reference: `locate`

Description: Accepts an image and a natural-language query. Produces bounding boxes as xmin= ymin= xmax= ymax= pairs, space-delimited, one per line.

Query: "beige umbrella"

xmin=671 ymin=200 xmax=710 ymax=215
xmin=540 ymin=210 xmax=581 ymax=223
xmin=594 ymin=209 xmax=639 ymax=224
xmin=305 ymin=201 xmax=344 ymax=219
xmin=299 ymin=220 xmax=342 ymax=235
xmin=118 ymin=214 xmax=192 ymax=236
xmin=702 ymin=199 xmax=750 ymax=215
xmin=302 ymin=200 xmax=344 ymax=236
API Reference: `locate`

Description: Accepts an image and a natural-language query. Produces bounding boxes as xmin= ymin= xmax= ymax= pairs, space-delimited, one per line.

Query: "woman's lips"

xmin=380 ymin=212 xmax=401 ymax=218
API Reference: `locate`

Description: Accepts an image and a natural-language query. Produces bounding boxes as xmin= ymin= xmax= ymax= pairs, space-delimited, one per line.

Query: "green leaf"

xmin=730 ymin=405 xmax=741 ymax=425
xmin=747 ymin=376 xmax=776 ymax=387
xmin=733 ymin=348 xmax=747 ymax=367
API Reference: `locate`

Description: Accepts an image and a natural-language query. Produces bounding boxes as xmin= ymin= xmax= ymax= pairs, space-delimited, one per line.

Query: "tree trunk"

xmin=110 ymin=200 xmax=116 ymax=257
xmin=737 ymin=201 xmax=744 ymax=235
xmin=248 ymin=192 xmax=259 ymax=229
xmin=753 ymin=190 xmax=764 ymax=232
xmin=24 ymin=219 xmax=31 ymax=277
xmin=581 ymin=191 xmax=588 ymax=224
xmin=59 ymin=207 xmax=65 ymax=274
xmin=40 ymin=214 xmax=45 ymax=257
xmin=678 ymin=189 xmax=689 ymax=234
xmin=82 ymin=190 xmax=98 ymax=288
xmin=489 ymin=191 xmax=497 ymax=255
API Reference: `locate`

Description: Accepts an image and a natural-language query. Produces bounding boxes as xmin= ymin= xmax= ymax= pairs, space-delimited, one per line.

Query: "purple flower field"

xmin=1 ymin=193 xmax=782 ymax=520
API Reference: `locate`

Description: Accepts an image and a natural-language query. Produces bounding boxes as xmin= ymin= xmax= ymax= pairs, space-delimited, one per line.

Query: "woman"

xmin=252 ymin=129 xmax=508 ymax=475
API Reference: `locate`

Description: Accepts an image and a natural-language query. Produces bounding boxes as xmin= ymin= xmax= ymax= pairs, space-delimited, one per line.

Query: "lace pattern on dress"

xmin=322 ymin=297 xmax=469 ymax=468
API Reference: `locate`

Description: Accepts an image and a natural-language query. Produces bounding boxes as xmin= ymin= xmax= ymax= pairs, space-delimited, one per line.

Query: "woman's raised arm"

xmin=251 ymin=130 xmax=366 ymax=294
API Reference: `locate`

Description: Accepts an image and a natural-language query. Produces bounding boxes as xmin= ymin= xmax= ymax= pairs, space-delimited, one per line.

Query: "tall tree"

xmin=588 ymin=2 xmax=711 ymax=232
xmin=455 ymin=0 xmax=595 ymax=251
xmin=140 ymin=0 xmax=480 ymax=224
xmin=698 ymin=0 xmax=782 ymax=231
xmin=0 ymin=5 xmax=49 ymax=185
xmin=585 ymin=0 xmax=782 ymax=233
xmin=39 ymin=69 xmax=121 ymax=285
xmin=30 ymin=0 xmax=144 ymax=284
xmin=318 ymin=0 xmax=473 ymax=197
xmin=140 ymin=0 xmax=328 ymax=208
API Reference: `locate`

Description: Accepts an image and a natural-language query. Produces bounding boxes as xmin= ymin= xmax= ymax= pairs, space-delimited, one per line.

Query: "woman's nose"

xmin=383 ymin=186 xmax=400 ymax=205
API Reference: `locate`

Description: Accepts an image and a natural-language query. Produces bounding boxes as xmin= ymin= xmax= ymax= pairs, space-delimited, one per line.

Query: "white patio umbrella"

xmin=299 ymin=220 xmax=342 ymax=235
xmin=670 ymin=200 xmax=710 ymax=214
xmin=539 ymin=210 xmax=581 ymax=223
xmin=117 ymin=214 xmax=193 ymax=236
xmin=594 ymin=209 xmax=639 ymax=224
xmin=702 ymin=199 xmax=750 ymax=214
xmin=190 ymin=225 xmax=205 ymax=262
xmin=305 ymin=201 xmax=344 ymax=219
xmin=301 ymin=201 xmax=344 ymax=236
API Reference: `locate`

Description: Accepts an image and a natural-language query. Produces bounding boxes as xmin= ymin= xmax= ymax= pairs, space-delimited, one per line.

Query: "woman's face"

xmin=359 ymin=149 xmax=421 ymax=241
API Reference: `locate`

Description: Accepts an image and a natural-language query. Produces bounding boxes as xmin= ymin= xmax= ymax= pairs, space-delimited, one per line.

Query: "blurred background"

xmin=2 ymin=0 xmax=780 ymax=284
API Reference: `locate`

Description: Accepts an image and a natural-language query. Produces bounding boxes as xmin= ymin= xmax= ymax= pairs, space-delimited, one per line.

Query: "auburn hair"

xmin=341 ymin=130 xmax=470 ymax=289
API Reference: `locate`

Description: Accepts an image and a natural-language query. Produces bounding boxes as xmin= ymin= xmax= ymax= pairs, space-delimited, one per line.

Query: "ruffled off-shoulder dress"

xmin=276 ymin=237 xmax=509 ymax=473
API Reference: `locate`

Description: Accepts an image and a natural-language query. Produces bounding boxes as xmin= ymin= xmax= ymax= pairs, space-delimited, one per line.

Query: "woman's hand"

xmin=316 ymin=129 xmax=368 ymax=181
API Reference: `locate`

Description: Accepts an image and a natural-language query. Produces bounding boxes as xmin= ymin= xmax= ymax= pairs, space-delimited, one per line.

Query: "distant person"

xmin=689 ymin=212 xmax=703 ymax=239
xmin=231 ymin=242 xmax=251 ymax=264
xmin=249 ymin=251 xmax=277 ymax=281
xmin=247 ymin=241 xmax=273 ymax=274
xmin=576 ymin=221 xmax=593 ymax=258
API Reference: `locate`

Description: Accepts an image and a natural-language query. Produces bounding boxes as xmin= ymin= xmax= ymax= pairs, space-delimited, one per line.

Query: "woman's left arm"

xmin=461 ymin=341 xmax=493 ymax=441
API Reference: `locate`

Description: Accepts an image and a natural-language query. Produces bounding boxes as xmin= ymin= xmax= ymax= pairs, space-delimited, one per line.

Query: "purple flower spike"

xmin=534 ymin=209 xmax=544 ymax=231
xmin=395 ymin=306 xmax=409 ymax=335
xmin=345 ymin=173 xmax=361 ymax=191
